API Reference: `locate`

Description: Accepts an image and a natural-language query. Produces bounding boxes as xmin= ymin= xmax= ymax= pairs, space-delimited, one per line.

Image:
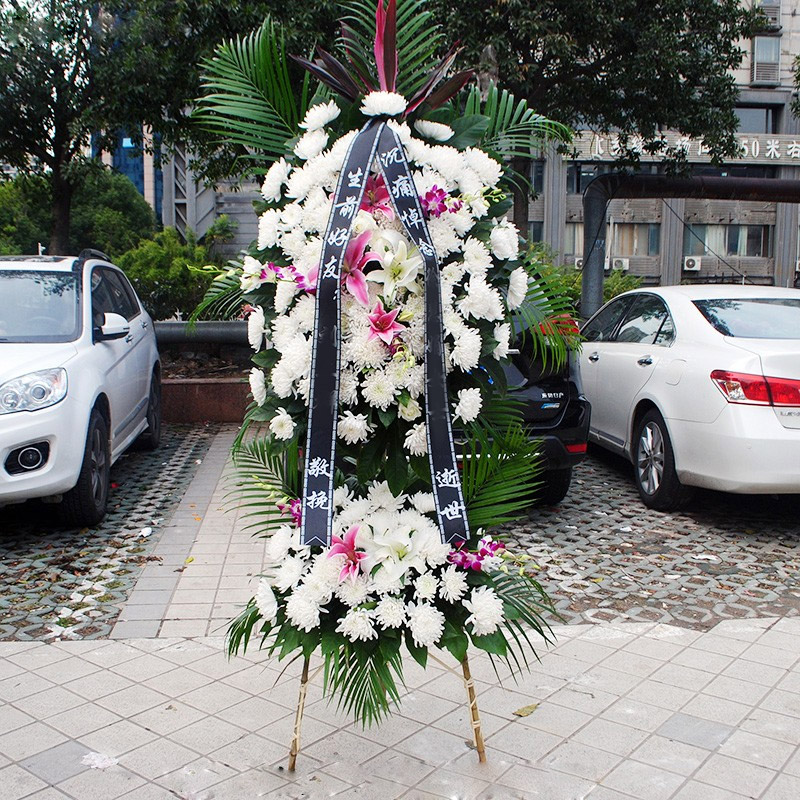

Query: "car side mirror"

xmin=95 ymin=312 xmax=130 ymax=342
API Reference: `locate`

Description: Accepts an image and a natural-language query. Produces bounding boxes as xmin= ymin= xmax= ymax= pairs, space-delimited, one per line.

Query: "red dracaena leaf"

xmin=340 ymin=23 xmax=376 ymax=92
xmin=315 ymin=47 xmax=364 ymax=99
xmin=290 ymin=54 xmax=360 ymax=102
xmin=374 ymin=0 xmax=387 ymax=91
xmin=423 ymin=70 xmax=475 ymax=110
xmin=383 ymin=0 xmax=398 ymax=93
xmin=405 ymin=45 xmax=461 ymax=112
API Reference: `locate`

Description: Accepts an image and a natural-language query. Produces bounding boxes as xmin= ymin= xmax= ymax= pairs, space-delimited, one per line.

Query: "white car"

xmin=580 ymin=284 xmax=800 ymax=510
xmin=0 ymin=251 xmax=161 ymax=526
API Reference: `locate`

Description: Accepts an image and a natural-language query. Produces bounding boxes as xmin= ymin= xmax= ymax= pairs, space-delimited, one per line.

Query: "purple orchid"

xmin=328 ymin=525 xmax=367 ymax=582
xmin=448 ymin=536 xmax=506 ymax=571
xmin=367 ymin=299 xmax=406 ymax=345
xmin=421 ymin=186 xmax=448 ymax=218
xmin=277 ymin=497 xmax=302 ymax=528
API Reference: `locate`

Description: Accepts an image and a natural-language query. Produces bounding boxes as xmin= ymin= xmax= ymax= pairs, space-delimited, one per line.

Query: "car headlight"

xmin=0 ymin=369 xmax=68 ymax=414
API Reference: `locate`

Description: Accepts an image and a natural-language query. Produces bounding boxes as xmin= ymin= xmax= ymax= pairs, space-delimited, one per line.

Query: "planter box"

xmin=162 ymin=378 xmax=249 ymax=423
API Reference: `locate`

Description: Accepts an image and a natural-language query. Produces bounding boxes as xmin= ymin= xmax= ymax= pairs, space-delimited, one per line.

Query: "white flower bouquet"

xmin=193 ymin=0 xmax=575 ymax=753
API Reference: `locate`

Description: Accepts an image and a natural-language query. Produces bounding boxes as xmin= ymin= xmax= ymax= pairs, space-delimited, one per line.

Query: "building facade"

xmin=531 ymin=0 xmax=800 ymax=288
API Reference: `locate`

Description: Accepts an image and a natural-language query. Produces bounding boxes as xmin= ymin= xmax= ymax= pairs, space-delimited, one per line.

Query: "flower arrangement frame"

xmin=193 ymin=0 xmax=576 ymax=768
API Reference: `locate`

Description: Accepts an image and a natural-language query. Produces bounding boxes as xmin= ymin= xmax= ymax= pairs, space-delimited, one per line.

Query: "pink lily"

xmin=343 ymin=230 xmax=380 ymax=306
xmin=367 ymin=299 xmax=406 ymax=345
xmin=328 ymin=525 xmax=367 ymax=582
xmin=360 ymin=175 xmax=395 ymax=221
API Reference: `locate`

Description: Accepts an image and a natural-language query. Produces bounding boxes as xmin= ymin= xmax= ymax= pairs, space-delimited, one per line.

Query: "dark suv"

xmin=507 ymin=325 xmax=591 ymax=506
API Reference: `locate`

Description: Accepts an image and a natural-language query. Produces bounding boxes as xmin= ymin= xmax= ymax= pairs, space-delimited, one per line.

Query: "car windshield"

xmin=693 ymin=298 xmax=800 ymax=339
xmin=0 ymin=270 xmax=81 ymax=343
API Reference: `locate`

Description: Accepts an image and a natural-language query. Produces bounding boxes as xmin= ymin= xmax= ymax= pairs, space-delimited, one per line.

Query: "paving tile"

xmin=0 ymin=764 xmax=48 ymax=800
xmin=95 ymin=685 xmax=171 ymax=718
xmin=756 ymin=630 xmax=800 ymax=654
xmin=64 ymin=669 xmax=134 ymax=700
xmin=109 ymin=621 xmax=162 ymax=640
xmin=168 ymin=716 xmax=246 ymax=754
xmin=485 ymin=724 xmax=560 ymax=762
xmin=600 ymin=759 xmax=685 ymax=800
xmin=78 ymin=720 xmax=158 ymax=757
xmin=207 ymin=732 xmax=287 ymax=771
xmin=118 ymin=738 xmax=198 ymax=779
xmin=656 ymin=712 xmax=734 ymax=750
xmin=46 ymin=703 xmax=123 ymax=738
xmin=721 ymin=659 xmax=787 ymax=688
xmin=0 ymin=672 xmax=56 ymax=702
xmin=111 ymin=654 xmax=176 ymax=683
xmin=671 ymin=647 xmax=733 ymax=675
xmin=692 ymin=635 xmax=750 ymax=658
xmin=718 ymin=729 xmax=795 ymax=770
xmin=0 ymin=721 xmax=68 ymax=761
xmin=0 ymin=705 xmax=34 ymax=736
xmin=201 ymin=767 xmax=287 ymax=799
xmin=586 ymin=788 xmax=639 ymax=800
xmin=600 ymin=651 xmax=662 ymax=678
xmin=739 ymin=709 xmax=800 ymax=746
xmin=784 ymin=747 xmax=800 ymax=777
xmin=8 ymin=645 xmax=71 ymax=671
xmin=693 ymin=753 xmax=776 ymax=797
xmin=33 ymin=656 xmax=101 ymax=685
xmin=761 ymin=688 xmax=800 ymax=718
xmin=57 ymin=764 xmax=146 ymax=799
xmin=603 ymin=698 xmax=672 ymax=733
xmin=762 ymin=774 xmax=800 ymax=800
xmin=13 ymin=686 xmax=85 ymax=719
xmin=431 ymin=707 xmax=509 ymax=742
xmin=547 ymin=684 xmax=619 ymax=716
xmin=710 ymin=618 xmax=777 ymax=643
xmin=494 ymin=764 xmax=595 ymax=799
xmin=513 ymin=701 xmax=592 ymax=739
xmin=81 ymin=643 xmax=141 ymax=668
xmin=543 ymin=741 xmax=622 ymax=781
xmin=21 ymin=789 xmax=75 ymax=800
xmin=20 ymin=740 xmax=91 ymax=785
xmin=362 ymin=750 xmax=436 ymax=787
xmin=776 ymin=670 xmax=800 ymax=694
xmin=178 ymin=681 xmax=250 ymax=715
xmin=669 ymin=780 xmax=750 ymax=799
xmin=415 ymin=766 xmax=490 ymax=799
xmin=572 ymin=718 xmax=649 ymax=757
xmin=394 ymin=725 xmax=471 ymax=766
xmin=679 ymin=693 xmax=752 ymax=726
xmin=625 ymin=680 xmax=694 ymax=711
xmin=741 ymin=643 xmax=799 ymax=670
xmin=630 ymin=735 xmax=710 ymax=775
xmin=650 ymin=662 xmax=714 ymax=691
xmin=622 ymin=636 xmax=684 ymax=662
xmin=572 ymin=666 xmax=643 ymax=697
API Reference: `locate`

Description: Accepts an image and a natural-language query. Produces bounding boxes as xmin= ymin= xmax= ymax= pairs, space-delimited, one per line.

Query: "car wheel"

xmin=533 ymin=467 xmax=573 ymax=506
xmin=59 ymin=409 xmax=110 ymax=527
xmin=136 ymin=371 xmax=161 ymax=451
xmin=633 ymin=409 xmax=694 ymax=511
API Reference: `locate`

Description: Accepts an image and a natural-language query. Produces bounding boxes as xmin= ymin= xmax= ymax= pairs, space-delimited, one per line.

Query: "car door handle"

xmin=588 ymin=352 xmax=599 ymax=362
xmin=637 ymin=356 xmax=653 ymax=366
xmin=125 ymin=334 xmax=134 ymax=343
xmin=141 ymin=320 xmax=148 ymax=329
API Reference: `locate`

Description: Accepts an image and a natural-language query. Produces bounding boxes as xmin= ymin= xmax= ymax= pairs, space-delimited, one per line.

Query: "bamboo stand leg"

xmin=288 ymin=656 xmax=310 ymax=772
xmin=461 ymin=654 xmax=486 ymax=763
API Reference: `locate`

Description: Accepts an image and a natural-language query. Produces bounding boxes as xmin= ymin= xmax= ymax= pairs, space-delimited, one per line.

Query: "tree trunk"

xmin=511 ymin=156 xmax=530 ymax=242
xmin=49 ymin=172 xmax=73 ymax=255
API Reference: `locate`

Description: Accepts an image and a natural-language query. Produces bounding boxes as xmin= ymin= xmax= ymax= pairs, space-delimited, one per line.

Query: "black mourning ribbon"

xmin=300 ymin=121 xmax=470 ymax=547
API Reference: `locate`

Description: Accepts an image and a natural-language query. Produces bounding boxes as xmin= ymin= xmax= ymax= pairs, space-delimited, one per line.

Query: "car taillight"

xmin=711 ymin=370 xmax=800 ymax=407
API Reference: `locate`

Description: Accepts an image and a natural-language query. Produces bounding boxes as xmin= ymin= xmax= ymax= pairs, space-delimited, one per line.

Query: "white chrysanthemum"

xmin=404 ymin=422 xmax=427 ymax=456
xmin=407 ymin=602 xmax=445 ymax=647
xmin=266 ymin=525 xmax=294 ymax=563
xmin=405 ymin=136 xmax=430 ymax=165
xmin=493 ymin=322 xmax=511 ymax=360
xmin=441 ymin=261 xmax=466 ymax=286
xmin=249 ymin=368 xmax=267 ymax=406
xmin=261 ymin=158 xmax=290 ymax=202
xmin=410 ymin=491 xmax=435 ymax=514
xmin=333 ymin=484 xmax=353 ymax=509
xmin=338 ymin=411 xmax=373 ymax=445
xmin=340 ymin=369 xmax=359 ymax=405
xmin=458 ymin=278 xmax=504 ymax=322
xmin=414 ymin=119 xmax=454 ymax=142
xmin=285 ymin=585 xmax=323 ymax=632
xmin=361 ymin=91 xmax=407 ymax=117
xmin=291 ymin=295 xmax=316 ymax=334
xmin=398 ymin=397 xmax=421 ymax=421
xmin=404 ymin=365 xmax=425 ymax=398
xmin=507 ymin=266 xmax=528 ymax=310
xmin=470 ymin=196 xmax=490 ymax=218
xmin=450 ymin=205 xmax=475 ymax=236
xmin=362 ymin=369 xmax=398 ymax=410
xmin=284 ymin=162 xmax=318 ymax=200
xmin=462 ymin=237 xmax=492 ymax=276
xmin=426 ymin=145 xmax=464 ymax=186
xmin=269 ymin=407 xmax=296 ymax=441
xmin=294 ymin=129 xmax=329 ymax=160
xmin=454 ymin=387 xmax=483 ymax=423
xmin=428 ymin=215 xmax=461 ymax=257
xmin=439 ymin=565 xmax=469 ymax=603
xmin=255 ymin=579 xmax=278 ymax=623
xmin=272 ymin=555 xmax=305 ymax=592
xmin=371 ymin=568 xmax=403 ymax=595
xmin=386 ymin=119 xmax=413 ymax=145
xmin=375 ymin=595 xmax=406 ymax=627
xmin=336 ymin=608 xmax=378 ymax=642
xmin=450 ymin=327 xmax=482 ymax=371
xmin=489 ymin=220 xmax=520 ymax=261
xmin=258 ymin=209 xmax=280 ymax=250
xmin=270 ymin=360 xmax=294 ymax=399
xmin=336 ymin=576 xmax=371 ymax=607
xmin=368 ymin=481 xmax=406 ymax=511
xmin=328 ymin=129 xmax=358 ymax=161
xmin=300 ymin=99 xmax=340 ymax=131
xmin=247 ymin=306 xmax=268 ymax=352
xmin=457 ymin=166 xmax=484 ymax=197
xmin=463 ymin=586 xmax=505 ymax=635
xmin=463 ymin=147 xmax=503 ymax=187
xmin=414 ymin=573 xmax=438 ymax=601
xmin=274 ymin=279 xmax=298 ymax=314
xmin=343 ymin=335 xmax=391 ymax=371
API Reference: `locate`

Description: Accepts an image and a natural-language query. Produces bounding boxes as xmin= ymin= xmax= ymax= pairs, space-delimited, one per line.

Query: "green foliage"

xmin=0 ymin=169 xmax=155 ymax=257
xmin=116 ymin=228 xmax=213 ymax=320
xmin=201 ymin=214 xmax=239 ymax=250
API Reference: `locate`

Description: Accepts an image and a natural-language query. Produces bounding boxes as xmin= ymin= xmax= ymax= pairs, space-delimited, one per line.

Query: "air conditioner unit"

xmin=759 ymin=1 xmax=781 ymax=30
xmin=750 ymin=60 xmax=779 ymax=86
xmin=573 ymin=257 xmax=584 ymax=270
xmin=604 ymin=258 xmax=611 ymax=271
xmin=795 ymin=259 xmax=800 ymax=273
xmin=683 ymin=256 xmax=702 ymax=272
xmin=611 ymin=257 xmax=629 ymax=271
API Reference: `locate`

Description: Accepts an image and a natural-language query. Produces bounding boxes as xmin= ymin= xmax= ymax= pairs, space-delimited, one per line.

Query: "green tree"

xmin=0 ymin=169 xmax=155 ymax=256
xmin=0 ymin=0 xmax=337 ymax=255
xmin=428 ymin=0 xmax=765 ymax=231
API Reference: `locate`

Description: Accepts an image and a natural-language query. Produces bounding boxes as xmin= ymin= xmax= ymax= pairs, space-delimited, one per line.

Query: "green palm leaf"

xmin=189 ymin=263 xmax=245 ymax=322
xmin=192 ymin=18 xmax=305 ymax=162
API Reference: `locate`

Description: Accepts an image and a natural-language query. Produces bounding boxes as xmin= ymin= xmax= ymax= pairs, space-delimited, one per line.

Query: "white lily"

xmin=366 ymin=230 xmax=423 ymax=301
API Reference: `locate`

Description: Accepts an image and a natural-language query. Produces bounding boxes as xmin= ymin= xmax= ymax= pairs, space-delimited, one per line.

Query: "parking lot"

xmin=1 ymin=426 xmax=799 ymax=641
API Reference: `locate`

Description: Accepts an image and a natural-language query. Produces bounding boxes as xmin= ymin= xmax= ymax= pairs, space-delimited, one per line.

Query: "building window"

xmin=613 ymin=223 xmax=660 ymax=257
xmin=692 ymin=165 xmax=777 ymax=179
xmin=566 ymin=163 xmax=613 ymax=194
xmin=735 ymin=106 xmax=779 ymax=134
xmin=683 ymin=224 xmax=773 ymax=258
xmin=530 ymin=161 xmax=545 ymax=195
xmin=564 ymin=223 xmax=584 ymax=255
xmin=528 ymin=221 xmax=544 ymax=242
xmin=751 ymin=36 xmax=780 ymax=85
